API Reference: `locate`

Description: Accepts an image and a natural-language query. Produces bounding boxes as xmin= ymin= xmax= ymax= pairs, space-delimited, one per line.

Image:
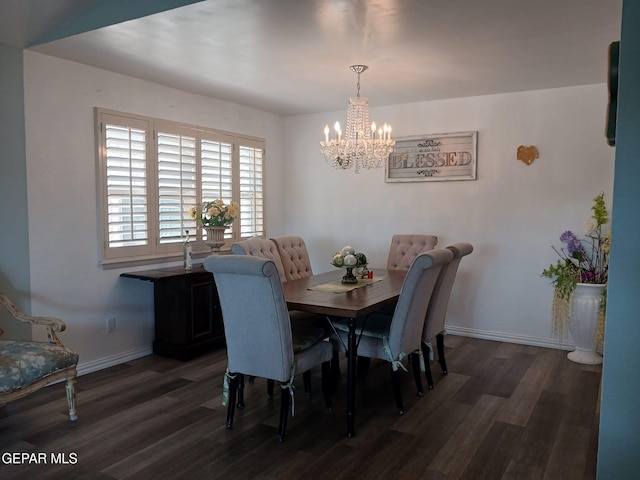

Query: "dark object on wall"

xmin=606 ymin=41 xmax=620 ymax=147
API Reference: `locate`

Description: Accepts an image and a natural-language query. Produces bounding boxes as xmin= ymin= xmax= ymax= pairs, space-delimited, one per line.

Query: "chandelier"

xmin=320 ymin=65 xmax=395 ymax=173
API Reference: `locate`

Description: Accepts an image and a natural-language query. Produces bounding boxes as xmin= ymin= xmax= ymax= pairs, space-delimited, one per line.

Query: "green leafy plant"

xmin=542 ymin=192 xmax=610 ymax=340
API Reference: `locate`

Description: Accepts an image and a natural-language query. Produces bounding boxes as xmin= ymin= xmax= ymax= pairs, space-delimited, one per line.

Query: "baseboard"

xmin=73 ymin=328 xmax=572 ymax=378
xmin=444 ymin=325 xmax=574 ymax=351
xmin=76 ymin=346 xmax=153 ymax=377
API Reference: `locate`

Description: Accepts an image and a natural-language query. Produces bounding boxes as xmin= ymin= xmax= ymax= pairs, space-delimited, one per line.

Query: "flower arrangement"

xmin=542 ymin=192 xmax=610 ymax=340
xmin=190 ymin=199 xmax=239 ymax=227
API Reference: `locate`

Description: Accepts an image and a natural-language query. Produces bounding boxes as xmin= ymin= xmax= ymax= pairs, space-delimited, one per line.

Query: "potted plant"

xmin=190 ymin=199 xmax=240 ymax=252
xmin=542 ymin=192 xmax=610 ymax=364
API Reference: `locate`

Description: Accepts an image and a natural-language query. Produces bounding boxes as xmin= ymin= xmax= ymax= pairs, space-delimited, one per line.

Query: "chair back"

xmin=231 ymin=238 xmax=287 ymax=280
xmin=388 ymin=249 xmax=453 ymax=359
xmin=422 ymin=242 xmax=474 ymax=342
xmin=270 ymin=236 xmax=313 ymax=281
xmin=204 ymin=255 xmax=294 ymax=382
xmin=386 ymin=234 xmax=438 ymax=270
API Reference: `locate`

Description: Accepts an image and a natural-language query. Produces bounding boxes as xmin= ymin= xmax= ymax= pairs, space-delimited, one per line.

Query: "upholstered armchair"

xmin=0 ymin=293 xmax=78 ymax=421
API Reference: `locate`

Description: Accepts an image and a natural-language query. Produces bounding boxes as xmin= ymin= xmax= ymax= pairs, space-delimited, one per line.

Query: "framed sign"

xmin=385 ymin=131 xmax=477 ymax=182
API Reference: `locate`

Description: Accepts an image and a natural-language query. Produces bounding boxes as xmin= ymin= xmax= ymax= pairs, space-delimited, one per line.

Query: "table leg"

xmin=346 ymin=316 xmax=357 ymax=437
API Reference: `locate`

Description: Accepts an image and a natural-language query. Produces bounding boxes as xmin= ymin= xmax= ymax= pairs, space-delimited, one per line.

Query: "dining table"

xmin=282 ymin=267 xmax=406 ymax=437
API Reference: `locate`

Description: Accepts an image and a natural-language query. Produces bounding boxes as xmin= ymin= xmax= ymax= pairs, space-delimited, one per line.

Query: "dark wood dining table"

xmin=282 ymin=268 xmax=406 ymax=437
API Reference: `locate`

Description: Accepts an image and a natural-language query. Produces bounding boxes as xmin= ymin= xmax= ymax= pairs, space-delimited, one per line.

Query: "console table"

xmin=121 ymin=264 xmax=224 ymax=360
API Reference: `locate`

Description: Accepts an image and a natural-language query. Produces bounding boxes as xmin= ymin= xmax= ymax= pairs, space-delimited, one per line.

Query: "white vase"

xmin=567 ymin=283 xmax=606 ymax=365
xmin=203 ymin=226 xmax=228 ymax=253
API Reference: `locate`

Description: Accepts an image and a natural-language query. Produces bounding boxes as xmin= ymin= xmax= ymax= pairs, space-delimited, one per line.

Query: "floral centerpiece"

xmin=542 ymin=192 xmax=610 ymax=343
xmin=190 ymin=199 xmax=239 ymax=252
xmin=190 ymin=199 xmax=239 ymax=227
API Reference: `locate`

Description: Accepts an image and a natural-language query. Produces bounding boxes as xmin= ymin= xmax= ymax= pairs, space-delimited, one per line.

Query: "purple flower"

xmin=581 ymin=270 xmax=596 ymax=283
xmin=560 ymin=230 xmax=584 ymax=255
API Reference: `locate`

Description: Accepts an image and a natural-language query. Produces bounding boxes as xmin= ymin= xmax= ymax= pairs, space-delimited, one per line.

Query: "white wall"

xmin=284 ymin=84 xmax=615 ymax=347
xmin=22 ymin=51 xmax=287 ymax=373
xmin=21 ymin=49 xmax=615 ymax=372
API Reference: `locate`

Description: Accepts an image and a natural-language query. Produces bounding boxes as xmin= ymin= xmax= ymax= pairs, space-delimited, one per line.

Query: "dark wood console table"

xmin=121 ymin=264 xmax=224 ymax=360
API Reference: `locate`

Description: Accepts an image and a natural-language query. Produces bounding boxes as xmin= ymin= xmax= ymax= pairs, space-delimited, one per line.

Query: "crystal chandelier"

xmin=320 ymin=65 xmax=395 ymax=173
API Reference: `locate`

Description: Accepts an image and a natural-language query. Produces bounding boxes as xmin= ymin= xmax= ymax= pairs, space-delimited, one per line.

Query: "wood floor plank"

xmin=0 ymin=336 xmax=601 ymax=479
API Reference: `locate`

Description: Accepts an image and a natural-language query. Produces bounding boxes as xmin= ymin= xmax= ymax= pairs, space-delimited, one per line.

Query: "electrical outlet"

xmin=106 ymin=317 xmax=116 ymax=334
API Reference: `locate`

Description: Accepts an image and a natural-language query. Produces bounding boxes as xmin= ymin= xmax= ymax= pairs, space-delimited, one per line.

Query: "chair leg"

xmin=237 ymin=374 xmax=245 ymax=409
xmin=391 ymin=369 xmax=404 ymax=415
xmin=421 ymin=341 xmax=434 ymax=390
xmin=277 ymin=383 xmax=290 ymax=442
xmin=436 ymin=333 xmax=448 ymax=374
xmin=410 ymin=352 xmax=424 ymax=396
xmin=357 ymin=356 xmax=371 ymax=380
xmin=267 ymin=379 xmax=274 ymax=399
xmin=321 ymin=361 xmax=334 ymax=411
xmin=226 ymin=373 xmax=239 ymax=429
xmin=331 ymin=350 xmax=341 ymax=392
xmin=65 ymin=376 xmax=78 ymax=421
xmin=303 ymin=370 xmax=312 ymax=398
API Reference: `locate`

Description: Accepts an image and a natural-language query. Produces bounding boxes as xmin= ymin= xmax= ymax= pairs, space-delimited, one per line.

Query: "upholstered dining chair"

xmin=270 ymin=236 xmax=314 ymax=281
xmin=231 ymin=238 xmax=331 ymax=399
xmin=204 ymin=255 xmax=334 ymax=442
xmin=330 ymin=249 xmax=454 ymax=415
xmin=0 ymin=292 xmax=78 ymax=421
xmin=420 ymin=242 xmax=474 ymax=388
xmin=386 ymin=234 xmax=438 ymax=270
xmin=231 ymin=237 xmax=287 ymax=280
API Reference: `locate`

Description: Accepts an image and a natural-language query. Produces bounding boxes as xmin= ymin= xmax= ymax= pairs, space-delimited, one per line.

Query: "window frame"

xmin=96 ymin=108 xmax=266 ymax=267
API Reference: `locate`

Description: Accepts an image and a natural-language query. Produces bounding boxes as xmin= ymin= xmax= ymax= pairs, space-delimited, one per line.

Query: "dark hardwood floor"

xmin=0 ymin=335 xmax=601 ymax=479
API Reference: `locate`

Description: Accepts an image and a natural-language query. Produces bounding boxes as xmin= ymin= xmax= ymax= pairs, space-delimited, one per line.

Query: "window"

xmin=97 ymin=109 xmax=265 ymax=264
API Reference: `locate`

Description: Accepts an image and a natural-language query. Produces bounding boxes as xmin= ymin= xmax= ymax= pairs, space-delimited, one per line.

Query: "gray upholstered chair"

xmin=330 ymin=249 xmax=453 ymax=415
xmin=420 ymin=242 xmax=474 ymax=388
xmin=231 ymin=238 xmax=330 ymax=398
xmin=386 ymin=234 xmax=438 ymax=270
xmin=0 ymin=293 xmax=78 ymax=421
xmin=270 ymin=236 xmax=314 ymax=281
xmin=204 ymin=255 xmax=333 ymax=442
xmin=231 ymin=237 xmax=287 ymax=280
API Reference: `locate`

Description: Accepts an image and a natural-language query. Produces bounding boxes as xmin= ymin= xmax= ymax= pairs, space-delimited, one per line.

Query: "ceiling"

xmin=0 ymin=0 xmax=622 ymax=116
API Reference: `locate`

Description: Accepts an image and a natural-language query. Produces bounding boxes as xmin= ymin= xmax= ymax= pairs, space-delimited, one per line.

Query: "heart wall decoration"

xmin=517 ymin=145 xmax=539 ymax=166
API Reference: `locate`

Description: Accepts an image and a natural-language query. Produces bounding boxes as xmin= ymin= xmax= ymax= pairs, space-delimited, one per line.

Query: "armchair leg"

xmin=410 ymin=352 xmax=424 ymax=396
xmin=321 ymin=361 xmax=333 ymax=411
xmin=65 ymin=376 xmax=78 ymax=421
xmin=436 ymin=333 xmax=448 ymax=374
xmin=421 ymin=342 xmax=435 ymax=390
xmin=391 ymin=369 xmax=404 ymax=416
xmin=226 ymin=373 xmax=239 ymax=429
xmin=277 ymin=383 xmax=291 ymax=442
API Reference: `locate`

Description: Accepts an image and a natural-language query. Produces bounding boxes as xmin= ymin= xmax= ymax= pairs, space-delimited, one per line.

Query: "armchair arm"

xmin=0 ymin=292 xmax=67 ymax=345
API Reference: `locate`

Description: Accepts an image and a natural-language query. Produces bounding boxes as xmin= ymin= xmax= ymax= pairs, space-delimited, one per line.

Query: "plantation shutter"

xmin=101 ymin=114 xmax=152 ymax=259
xmin=156 ymin=125 xmax=197 ymax=251
xmin=237 ymin=137 xmax=265 ymax=238
xmin=201 ymin=132 xmax=234 ymax=239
